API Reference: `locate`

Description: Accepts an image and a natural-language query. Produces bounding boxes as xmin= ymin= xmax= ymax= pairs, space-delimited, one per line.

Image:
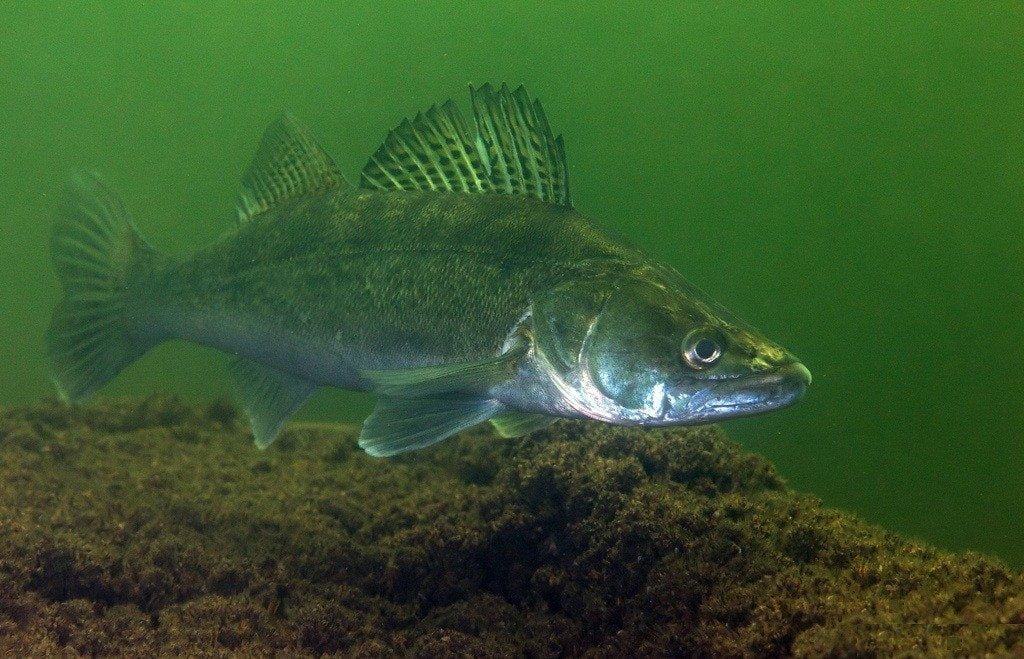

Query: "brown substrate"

xmin=0 ymin=396 xmax=1020 ymax=656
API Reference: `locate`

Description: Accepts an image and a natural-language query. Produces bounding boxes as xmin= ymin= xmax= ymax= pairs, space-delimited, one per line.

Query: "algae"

xmin=0 ymin=395 xmax=1021 ymax=656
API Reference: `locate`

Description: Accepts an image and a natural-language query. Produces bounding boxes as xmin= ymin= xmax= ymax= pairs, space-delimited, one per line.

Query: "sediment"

xmin=0 ymin=396 xmax=1020 ymax=656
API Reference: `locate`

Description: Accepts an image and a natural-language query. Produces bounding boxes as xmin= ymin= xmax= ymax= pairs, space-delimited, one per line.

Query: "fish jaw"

xmin=657 ymin=361 xmax=812 ymax=426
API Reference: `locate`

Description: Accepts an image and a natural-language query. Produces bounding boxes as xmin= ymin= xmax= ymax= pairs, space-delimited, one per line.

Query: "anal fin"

xmin=359 ymin=396 xmax=501 ymax=457
xmin=229 ymin=358 xmax=318 ymax=449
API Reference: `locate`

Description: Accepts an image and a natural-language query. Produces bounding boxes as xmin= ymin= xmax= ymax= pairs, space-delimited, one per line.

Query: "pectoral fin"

xmin=229 ymin=358 xmax=318 ymax=449
xmin=359 ymin=396 xmax=501 ymax=457
xmin=490 ymin=412 xmax=556 ymax=438
xmin=360 ymin=337 xmax=528 ymax=399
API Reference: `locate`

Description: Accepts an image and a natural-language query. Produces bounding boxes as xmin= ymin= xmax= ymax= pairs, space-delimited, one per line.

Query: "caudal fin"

xmin=47 ymin=172 xmax=156 ymax=401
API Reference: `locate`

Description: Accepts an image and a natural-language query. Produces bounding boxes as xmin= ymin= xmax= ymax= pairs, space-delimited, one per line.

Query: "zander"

xmin=47 ymin=84 xmax=811 ymax=456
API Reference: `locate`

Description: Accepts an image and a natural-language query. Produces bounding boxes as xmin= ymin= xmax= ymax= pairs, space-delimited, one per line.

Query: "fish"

xmin=46 ymin=83 xmax=811 ymax=457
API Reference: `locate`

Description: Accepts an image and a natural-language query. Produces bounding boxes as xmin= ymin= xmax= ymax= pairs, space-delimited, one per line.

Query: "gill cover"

xmin=532 ymin=276 xmax=610 ymax=377
xmin=532 ymin=274 xmax=683 ymax=420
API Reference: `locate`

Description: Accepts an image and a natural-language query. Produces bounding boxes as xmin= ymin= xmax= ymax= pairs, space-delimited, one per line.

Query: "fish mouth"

xmin=696 ymin=362 xmax=812 ymax=420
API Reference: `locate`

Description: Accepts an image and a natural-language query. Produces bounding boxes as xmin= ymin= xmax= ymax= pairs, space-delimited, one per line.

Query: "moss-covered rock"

xmin=0 ymin=395 xmax=1020 ymax=655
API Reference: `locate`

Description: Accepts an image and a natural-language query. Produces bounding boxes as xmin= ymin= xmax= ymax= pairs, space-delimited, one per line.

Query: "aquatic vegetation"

xmin=0 ymin=397 xmax=1019 ymax=655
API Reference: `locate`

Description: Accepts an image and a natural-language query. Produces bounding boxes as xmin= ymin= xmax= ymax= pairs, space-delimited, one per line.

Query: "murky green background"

xmin=2 ymin=3 xmax=1022 ymax=565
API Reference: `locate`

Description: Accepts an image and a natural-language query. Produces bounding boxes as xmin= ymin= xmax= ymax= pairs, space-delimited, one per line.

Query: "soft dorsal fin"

xmin=360 ymin=84 xmax=571 ymax=207
xmin=236 ymin=113 xmax=348 ymax=224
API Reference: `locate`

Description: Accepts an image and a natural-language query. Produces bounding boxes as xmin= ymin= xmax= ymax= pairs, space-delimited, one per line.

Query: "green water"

xmin=2 ymin=3 xmax=1022 ymax=565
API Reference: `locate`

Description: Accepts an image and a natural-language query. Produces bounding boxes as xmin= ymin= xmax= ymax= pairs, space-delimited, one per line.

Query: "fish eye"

xmin=682 ymin=330 xmax=722 ymax=369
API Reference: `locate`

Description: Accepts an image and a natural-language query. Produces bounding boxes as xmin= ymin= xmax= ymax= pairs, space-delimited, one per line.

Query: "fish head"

xmin=532 ymin=265 xmax=810 ymax=425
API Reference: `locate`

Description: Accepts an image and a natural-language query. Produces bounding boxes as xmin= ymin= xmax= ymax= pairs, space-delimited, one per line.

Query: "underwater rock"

xmin=0 ymin=397 xmax=1020 ymax=656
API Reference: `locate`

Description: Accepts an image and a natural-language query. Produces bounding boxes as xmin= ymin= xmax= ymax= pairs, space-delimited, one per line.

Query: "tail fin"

xmin=46 ymin=172 xmax=156 ymax=401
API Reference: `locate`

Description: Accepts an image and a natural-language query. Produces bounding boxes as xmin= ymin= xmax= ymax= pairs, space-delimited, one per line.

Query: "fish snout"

xmin=763 ymin=361 xmax=812 ymax=405
xmin=685 ymin=358 xmax=811 ymax=421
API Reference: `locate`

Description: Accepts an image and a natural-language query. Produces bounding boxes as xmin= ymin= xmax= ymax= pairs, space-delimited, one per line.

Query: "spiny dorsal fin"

xmin=360 ymin=101 xmax=493 ymax=195
xmin=471 ymin=83 xmax=570 ymax=207
xmin=360 ymin=84 xmax=571 ymax=207
xmin=237 ymin=113 xmax=348 ymax=224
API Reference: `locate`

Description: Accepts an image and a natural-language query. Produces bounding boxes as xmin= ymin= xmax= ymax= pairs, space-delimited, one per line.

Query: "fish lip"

xmin=703 ymin=362 xmax=812 ymax=415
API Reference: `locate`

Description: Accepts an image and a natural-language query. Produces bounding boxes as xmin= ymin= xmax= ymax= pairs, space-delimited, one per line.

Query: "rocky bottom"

xmin=0 ymin=396 xmax=1020 ymax=656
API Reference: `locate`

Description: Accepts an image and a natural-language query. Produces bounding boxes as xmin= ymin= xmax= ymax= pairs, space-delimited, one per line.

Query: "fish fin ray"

xmin=237 ymin=113 xmax=348 ymax=224
xmin=471 ymin=83 xmax=571 ymax=207
xmin=47 ymin=172 xmax=157 ymax=401
xmin=359 ymin=396 xmax=500 ymax=457
xmin=359 ymin=85 xmax=571 ymax=207
xmin=360 ymin=100 xmax=493 ymax=194
xmin=229 ymin=358 xmax=318 ymax=449
xmin=490 ymin=411 xmax=556 ymax=438
xmin=360 ymin=337 xmax=527 ymax=398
